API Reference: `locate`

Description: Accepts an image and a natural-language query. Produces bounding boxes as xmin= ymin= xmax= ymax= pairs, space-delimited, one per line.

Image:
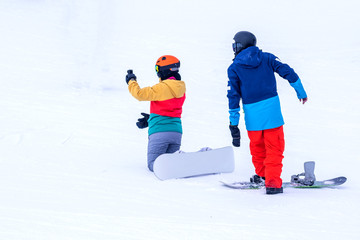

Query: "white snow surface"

xmin=1 ymin=0 xmax=360 ymax=239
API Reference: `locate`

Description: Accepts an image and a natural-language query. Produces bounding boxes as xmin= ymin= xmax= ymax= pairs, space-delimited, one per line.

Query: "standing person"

xmin=126 ymin=55 xmax=186 ymax=172
xmin=227 ymin=31 xmax=307 ymax=194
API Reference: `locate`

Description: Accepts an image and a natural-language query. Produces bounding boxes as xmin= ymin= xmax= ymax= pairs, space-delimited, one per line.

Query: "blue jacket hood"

xmin=233 ymin=46 xmax=263 ymax=68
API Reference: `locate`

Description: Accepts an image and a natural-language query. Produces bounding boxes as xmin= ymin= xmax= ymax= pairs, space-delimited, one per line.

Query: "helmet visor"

xmin=232 ymin=42 xmax=236 ymax=52
xmin=232 ymin=42 xmax=243 ymax=53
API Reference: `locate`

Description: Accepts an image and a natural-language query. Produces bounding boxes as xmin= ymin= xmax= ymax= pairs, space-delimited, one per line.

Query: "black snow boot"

xmin=250 ymin=175 xmax=265 ymax=184
xmin=266 ymin=187 xmax=283 ymax=195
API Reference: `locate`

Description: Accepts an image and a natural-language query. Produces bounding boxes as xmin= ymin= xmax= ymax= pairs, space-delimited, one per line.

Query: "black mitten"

xmin=229 ymin=125 xmax=241 ymax=147
xmin=136 ymin=113 xmax=150 ymax=129
xmin=126 ymin=69 xmax=137 ymax=84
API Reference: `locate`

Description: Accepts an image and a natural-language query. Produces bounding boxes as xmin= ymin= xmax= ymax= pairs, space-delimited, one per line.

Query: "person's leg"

xmin=248 ymin=130 xmax=266 ymax=178
xmin=147 ymin=132 xmax=169 ymax=171
xmin=165 ymin=132 xmax=182 ymax=154
xmin=147 ymin=132 xmax=183 ymax=171
xmin=263 ymin=126 xmax=285 ymax=188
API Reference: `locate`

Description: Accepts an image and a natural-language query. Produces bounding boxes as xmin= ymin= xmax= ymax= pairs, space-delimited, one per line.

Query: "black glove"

xmin=126 ymin=69 xmax=137 ymax=84
xmin=229 ymin=125 xmax=241 ymax=147
xmin=136 ymin=113 xmax=150 ymax=129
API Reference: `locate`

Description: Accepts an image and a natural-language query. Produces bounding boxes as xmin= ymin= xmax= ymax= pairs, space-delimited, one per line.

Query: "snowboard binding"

xmin=291 ymin=161 xmax=316 ymax=186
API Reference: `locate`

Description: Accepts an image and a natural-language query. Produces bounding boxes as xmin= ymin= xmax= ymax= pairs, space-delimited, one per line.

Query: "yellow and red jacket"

xmin=128 ymin=77 xmax=186 ymax=135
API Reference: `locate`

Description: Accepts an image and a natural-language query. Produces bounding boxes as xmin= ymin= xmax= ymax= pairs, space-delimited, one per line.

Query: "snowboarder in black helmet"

xmin=232 ymin=31 xmax=257 ymax=56
xmin=227 ymin=31 xmax=308 ymax=195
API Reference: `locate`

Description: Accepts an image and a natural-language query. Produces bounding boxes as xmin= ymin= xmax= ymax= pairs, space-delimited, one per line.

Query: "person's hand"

xmin=126 ymin=69 xmax=137 ymax=84
xmin=229 ymin=125 xmax=241 ymax=147
xmin=136 ymin=113 xmax=149 ymax=129
xmin=300 ymin=97 xmax=308 ymax=104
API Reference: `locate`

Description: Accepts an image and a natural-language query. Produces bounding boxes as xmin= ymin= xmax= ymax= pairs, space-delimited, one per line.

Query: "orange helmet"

xmin=155 ymin=55 xmax=180 ymax=78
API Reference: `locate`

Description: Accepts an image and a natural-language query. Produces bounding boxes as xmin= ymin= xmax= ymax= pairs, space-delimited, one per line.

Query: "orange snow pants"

xmin=247 ymin=126 xmax=285 ymax=188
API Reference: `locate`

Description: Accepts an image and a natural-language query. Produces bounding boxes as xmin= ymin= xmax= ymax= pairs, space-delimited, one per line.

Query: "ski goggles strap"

xmin=155 ymin=63 xmax=180 ymax=73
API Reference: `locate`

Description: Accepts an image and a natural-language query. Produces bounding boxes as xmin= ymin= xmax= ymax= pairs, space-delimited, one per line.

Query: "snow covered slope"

xmin=0 ymin=0 xmax=359 ymax=239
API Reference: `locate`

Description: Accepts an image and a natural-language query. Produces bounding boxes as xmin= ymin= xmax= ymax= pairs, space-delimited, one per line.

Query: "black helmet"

xmin=233 ymin=31 xmax=257 ymax=54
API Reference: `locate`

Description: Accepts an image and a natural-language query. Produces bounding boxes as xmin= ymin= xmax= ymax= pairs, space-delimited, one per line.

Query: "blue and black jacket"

xmin=227 ymin=46 xmax=307 ymax=131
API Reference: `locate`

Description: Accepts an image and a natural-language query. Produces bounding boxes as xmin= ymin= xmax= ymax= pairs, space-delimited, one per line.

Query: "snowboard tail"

xmin=153 ymin=146 xmax=234 ymax=180
xmin=283 ymin=176 xmax=347 ymax=188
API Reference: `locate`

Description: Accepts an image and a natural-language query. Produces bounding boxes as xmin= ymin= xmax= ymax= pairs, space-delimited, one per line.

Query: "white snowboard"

xmin=153 ymin=146 xmax=235 ymax=180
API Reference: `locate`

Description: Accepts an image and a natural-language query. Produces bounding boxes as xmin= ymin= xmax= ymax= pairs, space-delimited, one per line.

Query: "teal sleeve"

xmin=290 ymin=78 xmax=307 ymax=99
xmin=229 ymin=108 xmax=240 ymax=126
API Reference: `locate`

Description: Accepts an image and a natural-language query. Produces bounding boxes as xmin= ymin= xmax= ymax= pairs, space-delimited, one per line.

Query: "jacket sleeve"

xmin=128 ymin=80 xmax=168 ymax=101
xmin=270 ymin=54 xmax=299 ymax=83
xmin=290 ymin=78 xmax=307 ymax=99
xmin=269 ymin=55 xmax=307 ymax=99
xmin=227 ymin=67 xmax=241 ymax=125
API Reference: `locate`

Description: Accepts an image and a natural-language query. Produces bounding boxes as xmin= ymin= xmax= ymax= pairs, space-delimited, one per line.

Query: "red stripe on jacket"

xmin=150 ymin=94 xmax=186 ymax=118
